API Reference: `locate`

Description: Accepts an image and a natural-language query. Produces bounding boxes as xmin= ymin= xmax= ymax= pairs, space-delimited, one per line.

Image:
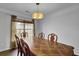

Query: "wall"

xmin=0 ymin=8 xmax=31 ymax=52
xmin=38 ymin=5 xmax=79 ymax=55
xmin=0 ymin=13 xmax=11 ymax=51
xmin=35 ymin=20 xmax=42 ymax=36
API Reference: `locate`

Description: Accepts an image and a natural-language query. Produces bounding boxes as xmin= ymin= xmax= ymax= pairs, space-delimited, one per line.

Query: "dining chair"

xmin=15 ymin=34 xmax=26 ymax=56
xmin=48 ymin=33 xmax=58 ymax=47
xmin=20 ymin=39 xmax=35 ymax=56
xmin=15 ymin=34 xmax=21 ymax=56
xmin=38 ymin=32 xmax=45 ymax=39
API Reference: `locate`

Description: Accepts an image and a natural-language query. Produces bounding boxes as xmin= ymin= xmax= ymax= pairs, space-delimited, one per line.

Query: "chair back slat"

xmin=38 ymin=32 xmax=45 ymax=39
xmin=15 ymin=34 xmax=21 ymax=56
xmin=48 ymin=33 xmax=58 ymax=46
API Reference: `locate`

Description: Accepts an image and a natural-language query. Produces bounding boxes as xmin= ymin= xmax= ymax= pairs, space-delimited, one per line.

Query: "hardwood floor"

xmin=0 ymin=48 xmax=36 ymax=56
xmin=0 ymin=49 xmax=17 ymax=56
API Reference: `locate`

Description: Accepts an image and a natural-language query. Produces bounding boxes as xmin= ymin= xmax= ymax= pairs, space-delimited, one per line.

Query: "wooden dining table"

xmin=25 ymin=37 xmax=74 ymax=56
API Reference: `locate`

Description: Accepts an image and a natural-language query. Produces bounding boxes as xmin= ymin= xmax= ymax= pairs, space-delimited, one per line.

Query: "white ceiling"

xmin=0 ymin=3 xmax=79 ymax=17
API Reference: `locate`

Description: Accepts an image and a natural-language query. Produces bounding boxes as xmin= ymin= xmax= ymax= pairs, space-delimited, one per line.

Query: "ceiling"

xmin=0 ymin=3 xmax=79 ymax=17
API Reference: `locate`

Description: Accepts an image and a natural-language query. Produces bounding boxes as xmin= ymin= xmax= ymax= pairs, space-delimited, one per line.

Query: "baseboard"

xmin=0 ymin=48 xmax=16 ymax=53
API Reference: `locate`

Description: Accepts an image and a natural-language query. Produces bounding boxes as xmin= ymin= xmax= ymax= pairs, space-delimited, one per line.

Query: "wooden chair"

xmin=15 ymin=34 xmax=26 ymax=56
xmin=48 ymin=33 xmax=58 ymax=47
xmin=20 ymin=39 xmax=35 ymax=56
xmin=15 ymin=34 xmax=21 ymax=56
xmin=38 ymin=32 xmax=45 ymax=39
xmin=17 ymin=33 xmax=30 ymax=56
xmin=15 ymin=33 xmax=35 ymax=56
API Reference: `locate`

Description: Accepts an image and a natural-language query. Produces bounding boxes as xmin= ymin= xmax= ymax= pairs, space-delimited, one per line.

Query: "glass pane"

xmin=25 ymin=23 xmax=33 ymax=29
xmin=16 ymin=22 xmax=24 ymax=29
xmin=25 ymin=23 xmax=28 ymax=29
xmin=30 ymin=24 xmax=33 ymax=29
xmin=16 ymin=29 xmax=24 ymax=37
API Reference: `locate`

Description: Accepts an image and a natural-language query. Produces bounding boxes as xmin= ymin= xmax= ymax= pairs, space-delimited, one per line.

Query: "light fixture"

xmin=32 ymin=3 xmax=44 ymax=20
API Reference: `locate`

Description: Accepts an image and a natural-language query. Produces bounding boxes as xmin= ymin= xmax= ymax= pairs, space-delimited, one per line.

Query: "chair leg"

xmin=17 ymin=50 xmax=19 ymax=56
xmin=20 ymin=51 xmax=22 ymax=56
xmin=24 ymin=53 xmax=26 ymax=56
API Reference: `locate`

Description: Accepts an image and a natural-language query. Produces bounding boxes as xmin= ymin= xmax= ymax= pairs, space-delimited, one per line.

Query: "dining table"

xmin=25 ymin=37 xmax=74 ymax=56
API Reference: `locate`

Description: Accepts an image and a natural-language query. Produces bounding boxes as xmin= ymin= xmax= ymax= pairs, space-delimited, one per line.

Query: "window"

xmin=16 ymin=22 xmax=34 ymax=40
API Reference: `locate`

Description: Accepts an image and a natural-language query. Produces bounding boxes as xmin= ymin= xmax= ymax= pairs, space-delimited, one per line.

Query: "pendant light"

xmin=32 ymin=3 xmax=44 ymax=20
